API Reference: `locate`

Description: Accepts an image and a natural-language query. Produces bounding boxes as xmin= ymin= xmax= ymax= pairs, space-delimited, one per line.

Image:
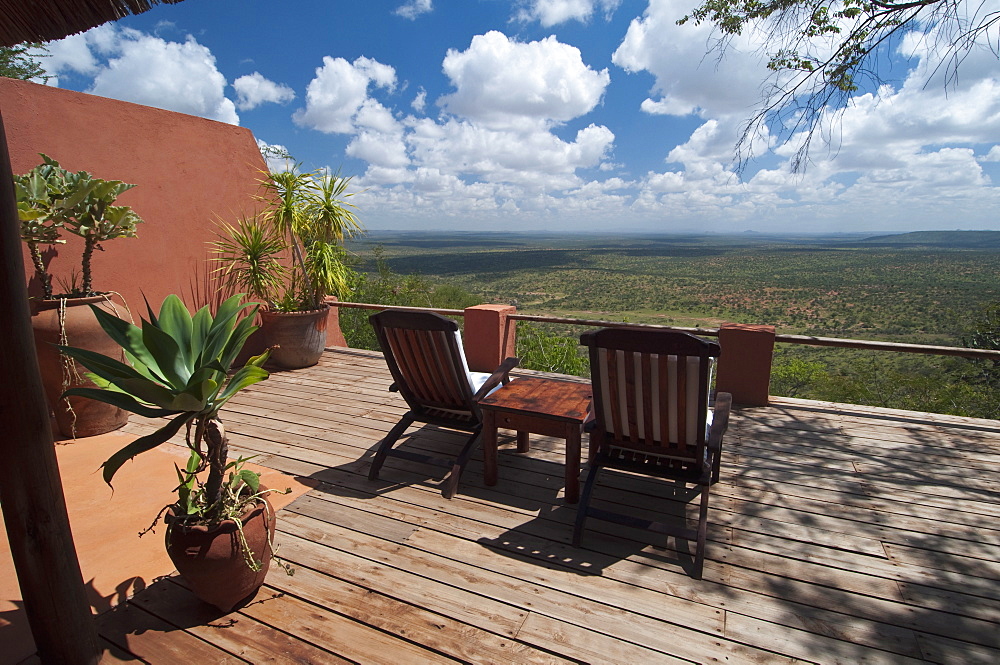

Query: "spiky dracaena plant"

xmin=59 ymin=294 xmax=271 ymax=523
xmin=234 ymin=167 xmax=362 ymax=311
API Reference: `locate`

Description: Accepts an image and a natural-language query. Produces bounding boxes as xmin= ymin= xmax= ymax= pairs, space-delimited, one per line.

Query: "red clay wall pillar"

xmin=323 ymin=297 xmax=348 ymax=347
xmin=716 ymin=323 xmax=775 ymax=407
xmin=463 ymin=304 xmax=517 ymax=372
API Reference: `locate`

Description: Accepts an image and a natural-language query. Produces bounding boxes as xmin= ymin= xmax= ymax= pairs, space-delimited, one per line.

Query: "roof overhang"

xmin=0 ymin=0 xmax=185 ymax=47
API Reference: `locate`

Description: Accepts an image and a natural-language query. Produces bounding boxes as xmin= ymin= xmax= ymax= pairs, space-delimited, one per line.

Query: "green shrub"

xmin=516 ymin=323 xmax=589 ymax=377
xmin=340 ymin=247 xmax=482 ymax=350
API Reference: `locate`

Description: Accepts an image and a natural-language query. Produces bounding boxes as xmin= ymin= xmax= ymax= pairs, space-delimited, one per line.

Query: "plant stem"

xmin=27 ymin=240 xmax=52 ymax=299
xmin=81 ymin=236 xmax=96 ymax=296
xmin=203 ymin=417 xmax=228 ymax=521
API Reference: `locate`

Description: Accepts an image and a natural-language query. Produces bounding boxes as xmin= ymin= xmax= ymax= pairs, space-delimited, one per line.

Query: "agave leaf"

xmin=122 ymin=348 xmax=161 ymax=383
xmin=62 ymin=386 xmax=180 ymax=418
xmin=109 ymin=376 xmax=188 ymax=409
xmin=213 ymin=293 xmax=250 ymax=330
xmin=216 ymin=364 xmax=269 ymax=407
xmin=86 ymin=305 xmax=166 ymax=382
xmin=168 ymin=391 xmax=211 ymax=412
xmin=190 ymin=305 xmax=212 ymax=364
xmin=218 ymin=308 xmax=260 ymax=370
xmin=57 ymin=345 xmax=149 ymax=383
xmin=141 ymin=319 xmax=190 ymax=387
xmin=184 ymin=365 xmax=226 ymax=392
xmin=201 ymin=300 xmax=257 ymax=367
xmin=142 ymin=293 xmax=159 ymax=327
xmin=102 ymin=413 xmax=192 ymax=485
xmin=200 ymin=293 xmax=250 ymax=362
xmin=157 ymin=295 xmax=194 ymax=367
xmin=179 ymin=378 xmax=219 ymax=406
xmin=245 ymin=350 xmax=271 ymax=368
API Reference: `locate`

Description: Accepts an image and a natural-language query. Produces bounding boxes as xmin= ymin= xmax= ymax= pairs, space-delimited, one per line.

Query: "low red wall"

xmin=3 ymin=78 xmax=265 ymax=315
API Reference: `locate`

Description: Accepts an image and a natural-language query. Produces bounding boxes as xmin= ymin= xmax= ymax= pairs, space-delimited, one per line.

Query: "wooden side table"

xmin=480 ymin=376 xmax=592 ymax=503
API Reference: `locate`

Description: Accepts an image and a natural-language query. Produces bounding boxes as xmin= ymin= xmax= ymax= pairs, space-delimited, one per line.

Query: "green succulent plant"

xmin=14 ymin=153 xmax=143 ymax=298
xmin=58 ymin=293 xmax=271 ymax=523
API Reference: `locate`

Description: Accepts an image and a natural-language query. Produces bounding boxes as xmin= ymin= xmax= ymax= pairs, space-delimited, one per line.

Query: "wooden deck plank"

xmin=90 ymin=349 xmax=1000 ymax=664
xmin=96 ymin=601 xmax=248 ymax=663
xmin=239 ymin=589 xmax=461 ymax=664
xmin=279 ymin=479 xmax=938 ymax=661
xmin=125 ymin=578 xmax=349 ymax=664
xmin=267 ymin=550 xmax=575 ymax=665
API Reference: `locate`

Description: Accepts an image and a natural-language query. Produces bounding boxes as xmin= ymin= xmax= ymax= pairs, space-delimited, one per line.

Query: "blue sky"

xmin=37 ymin=0 xmax=1000 ymax=233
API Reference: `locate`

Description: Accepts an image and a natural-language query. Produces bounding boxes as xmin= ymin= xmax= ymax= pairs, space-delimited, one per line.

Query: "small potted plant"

xmin=214 ymin=167 xmax=362 ymax=369
xmin=59 ymin=293 xmax=289 ymax=611
xmin=14 ymin=154 xmax=144 ymax=437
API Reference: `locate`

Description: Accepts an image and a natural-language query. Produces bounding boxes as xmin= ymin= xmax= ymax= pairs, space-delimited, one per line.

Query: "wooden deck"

xmin=101 ymin=347 xmax=1000 ymax=664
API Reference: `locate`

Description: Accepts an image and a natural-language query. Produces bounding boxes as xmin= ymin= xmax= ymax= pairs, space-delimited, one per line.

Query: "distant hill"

xmin=858 ymin=231 xmax=1000 ymax=249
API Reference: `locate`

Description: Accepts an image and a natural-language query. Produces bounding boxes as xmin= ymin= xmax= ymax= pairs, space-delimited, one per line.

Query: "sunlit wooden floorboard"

xmin=107 ymin=347 xmax=1000 ymax=664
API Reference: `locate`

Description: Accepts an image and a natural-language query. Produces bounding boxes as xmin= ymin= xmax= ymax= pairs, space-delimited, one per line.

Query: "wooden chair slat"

xmin=624 ymin=349 xmax=638 ymax=444
xmin=368 ymin=310 xmax=517 ymax=499
xmin=576 ymin=326 xmax=730 ymax=579
xmin=641 ymin=352 xmax=654 ymax=446
xmin=676 ymin=354 xmax=687 ymax=448
xmin=605 ymin=349 xmax=624 ymax=441
xmin=657 ymin=353 xmax=670 ymax=450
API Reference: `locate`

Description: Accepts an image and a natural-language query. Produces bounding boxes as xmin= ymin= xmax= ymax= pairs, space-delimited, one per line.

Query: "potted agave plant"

xmin=214 ymin=168 xmax=362 ymax=369
xmin=15 ymin=153 xmax=143 ymax=437
xmin=59 ymin=293 xmax=288 ymax=612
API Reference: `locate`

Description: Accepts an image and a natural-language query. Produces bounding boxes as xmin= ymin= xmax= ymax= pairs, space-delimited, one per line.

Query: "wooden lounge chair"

xmin=573 ymin=327 xmax=732 ymax=579
xmin=368 ymin=309 xmax=519 ymax=499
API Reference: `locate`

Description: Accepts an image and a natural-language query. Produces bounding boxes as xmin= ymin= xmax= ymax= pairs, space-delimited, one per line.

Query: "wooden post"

xmin=0 ymin=111 xmax=101 ymax=663
xmin=463 ymin=304 xmax=517 ymax=372
xmin=715 ymin=323 xmax=775 ymax=407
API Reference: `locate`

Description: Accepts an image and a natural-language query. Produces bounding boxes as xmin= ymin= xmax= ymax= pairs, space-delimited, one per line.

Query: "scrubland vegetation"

xmin=343 ymin=231 xmax=1000 ymax=419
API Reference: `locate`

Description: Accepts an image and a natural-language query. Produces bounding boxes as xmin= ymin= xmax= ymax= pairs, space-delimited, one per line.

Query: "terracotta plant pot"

xmin=165 ymin=497 xmax=276 ymax=613
xmin=31 ymin=295 xmax=129 ymax=438
xmin=260 ymin=304 xmax=330 ymax=369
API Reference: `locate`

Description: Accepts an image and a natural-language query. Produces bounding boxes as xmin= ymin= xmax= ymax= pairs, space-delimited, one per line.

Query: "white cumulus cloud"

xmin=516 ymin=0 xmax=622 ymax=26
xmin=233 ymin=72 xmax=295 ymax=111
xmin=395 ymin=0 xmax=433 ymax=20
xmin=439 ymin=31 xmax=609 ymax=130
xmin=91 ymin=28 xmax=237 ymax=124
xmin=42 ymin=25 xmax=238 ymax=124
xmin=293 ymin=56 xmax=396 ymax=134
xmin=613 ymin=0 xmax=772 ymax=120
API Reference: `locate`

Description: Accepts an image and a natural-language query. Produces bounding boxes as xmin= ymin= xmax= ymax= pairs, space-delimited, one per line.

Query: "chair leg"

xmin=368 ymin=414 xmax=416 ymax=481
xmin=692 ymin=482 xmax=712 ymax=579
xmin=442 ymin=424 xmax=483 ymax=499
xmin=572 ymin=459 xmax=603 ymax=547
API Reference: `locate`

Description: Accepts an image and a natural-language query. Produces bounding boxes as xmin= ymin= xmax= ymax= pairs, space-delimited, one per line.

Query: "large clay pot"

xmin=165 ymin=497 xmax=276 ymax=613
xmin=31 ymin=295 xmax=129 ymax=438
xmin=260 ymin=304 xmax=329 ymax=369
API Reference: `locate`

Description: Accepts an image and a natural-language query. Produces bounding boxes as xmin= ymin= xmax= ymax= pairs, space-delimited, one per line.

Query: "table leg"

xmin=565 ymin=423 xmax=581 ymax=504
xmin=516 ymin=431 xmax=530 ymax=453
xmin=483 ymin=409 xmax=499 ymax=486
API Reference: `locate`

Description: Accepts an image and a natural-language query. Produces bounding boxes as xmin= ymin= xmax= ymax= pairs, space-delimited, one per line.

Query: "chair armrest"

xmin=708 ymin=391 xmax=732 ymax=453
xmin=473 ymin=357 xmax=520 ymax=400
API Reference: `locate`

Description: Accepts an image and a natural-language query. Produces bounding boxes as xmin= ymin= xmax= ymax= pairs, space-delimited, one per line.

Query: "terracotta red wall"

xmin=3 ymin=78 xmax=265 ymax=314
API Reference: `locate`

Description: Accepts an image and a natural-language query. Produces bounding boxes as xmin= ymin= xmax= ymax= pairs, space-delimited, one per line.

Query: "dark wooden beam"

xmin=0 ymin=110 xmax=100 ymax=663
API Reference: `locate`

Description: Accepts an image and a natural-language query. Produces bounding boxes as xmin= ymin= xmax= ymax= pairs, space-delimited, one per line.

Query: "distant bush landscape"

xmin=343 ymin=230 xmax=1000 ymax=419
